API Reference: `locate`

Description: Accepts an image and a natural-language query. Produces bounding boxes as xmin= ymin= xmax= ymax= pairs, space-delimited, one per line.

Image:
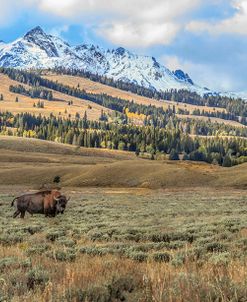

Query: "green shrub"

xmin=237 ymin=238 xmax=247 ymax=250
xmin=127 ymin=251 xmax=148 ymax=262
xmin=149 ymin=233 xmax=171 ymax=243
xmin=87 ymin=230 xmax=104 ymax=241
xmin=65 ymin=276 xmax=136 ymax=302
xmin=23 ymin=225 xmax=43 ymax=235
xmin=46 ymin=229 xmax=66 ymax=241
xmin=0 ymin=257 xmax=31 ymax=276
xmin=190 ymin=247 xmax=206 ymax=260
xmin=209 ymin=252 xmax=230 ymax=265
xmin=107 ymin=276 xmax=135 ymax=299
xmin=152 ymin=252 xmax=171 ymax=263
xmin=26 ymin=267 xmax=49 ymax=290
xmin=57 ymin=237 xmax=76 ymax=248
xmin=171 ymin=253 xmax=186 ymax=267
xmin=46 ymin=249 xmax=76 ymax=262
xmin=80 ymin=246 xmax=101 ymax=256
xmin=26 ymin=244 xmax=49 ymax=256
xmin=204 ymin=242 xmax=228 ymax=253
xmin=0 ymin=232 xmax=25 ymax=245
xmin=122 ymin=233 xmax=142 ymax=242
xmin=0 ymin=257 xmax=18 ymax=272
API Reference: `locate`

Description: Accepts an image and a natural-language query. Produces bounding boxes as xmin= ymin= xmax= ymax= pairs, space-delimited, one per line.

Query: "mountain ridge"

xmin=0 ymin=26 xmax=245 ymax=99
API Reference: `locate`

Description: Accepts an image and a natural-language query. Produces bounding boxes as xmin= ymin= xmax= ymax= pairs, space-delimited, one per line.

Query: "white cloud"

xmin=161 ymin=55 xmax=235 ymax=91
xmin=0 ymin=0 xmax=204 ymax=47
xmin=48 ymin=25 xmax=69 ymax=38
xmin=161 ymin=55 xmax=182 ymax=71
xmin=0 ymin=0 xmax=26 ymax=26
xmin=187 ymin=0 xmax=247 ymax=35
xmin=97 ymin=21 xmax=180 ymax=48
xmin=35 ymin=0 xmax=202 ymax=47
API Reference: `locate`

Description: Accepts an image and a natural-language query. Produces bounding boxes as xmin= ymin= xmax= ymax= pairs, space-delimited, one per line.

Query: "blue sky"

xmin=0 ymin=0 xmax=246 ymax=92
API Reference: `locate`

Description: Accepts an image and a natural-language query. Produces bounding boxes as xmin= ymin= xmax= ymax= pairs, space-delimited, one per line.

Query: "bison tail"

xmin=11 ymin=197 xmax=18 ymax=207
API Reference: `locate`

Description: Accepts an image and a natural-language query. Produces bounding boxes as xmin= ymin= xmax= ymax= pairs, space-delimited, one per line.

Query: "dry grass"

xmin=0 ymin=74 xmax=110 ymax=120
xmin=1 ymin=188 xmax=247 ymax=301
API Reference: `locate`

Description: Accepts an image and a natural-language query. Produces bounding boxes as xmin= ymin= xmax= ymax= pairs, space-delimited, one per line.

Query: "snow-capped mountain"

xmin=0 ymin=26 xmax=241 ymax=98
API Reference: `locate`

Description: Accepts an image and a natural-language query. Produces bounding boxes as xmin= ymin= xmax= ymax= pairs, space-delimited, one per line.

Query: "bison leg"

xmin=45 ymin=211 xmax=51 ymax=218
xmin=27 ymin=209 xmax=33 ymax=217
xmin=20 ymin=211 xmax=26 ymax=219
xmin=47 ymin=212 xmax=56 ymax=218
xmin=13 ymin=210 xmax=21 ymax=218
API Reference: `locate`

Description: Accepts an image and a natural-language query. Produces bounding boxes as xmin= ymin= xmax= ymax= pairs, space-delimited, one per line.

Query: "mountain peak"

xmin=114 ymin=47 xmax=127 ymax=56
xmin=23 ymin=26 xmax=59 ymax=58
xmin=24 ymin=26 xmax=46 ymax=39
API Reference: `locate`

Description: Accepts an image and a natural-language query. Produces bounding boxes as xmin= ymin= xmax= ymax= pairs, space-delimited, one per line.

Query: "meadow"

xmin=1 ymin=136 xmax=247 ymax=301
xmin=1 ymin=188 xmax=247 ymax=301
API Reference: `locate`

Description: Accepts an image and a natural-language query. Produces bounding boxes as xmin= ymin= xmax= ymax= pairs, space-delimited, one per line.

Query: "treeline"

xmin=1 ymin=111 xmax=247 ymax=167
xmin=9 ymin=84 xmax=53 ymax=100
xmin=50 ymin=67 xmax=247 ymax=123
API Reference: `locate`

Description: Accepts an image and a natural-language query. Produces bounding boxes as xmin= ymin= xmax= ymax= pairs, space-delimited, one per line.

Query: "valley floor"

xmin=1 ymin=136 xmax=247 ymax=301
xmin=1 ymin=187 xmax=247 ymax=301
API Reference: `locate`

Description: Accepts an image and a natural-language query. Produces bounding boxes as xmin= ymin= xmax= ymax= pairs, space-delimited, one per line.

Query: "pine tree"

xmin=169 ymin=149 xmax=179 ymax=160
xmin=222 ymin=155 xmax=232 ymax=167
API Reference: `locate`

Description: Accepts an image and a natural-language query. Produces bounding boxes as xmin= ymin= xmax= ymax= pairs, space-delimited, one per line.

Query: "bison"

xmin=11 ymin=190 xmax=70 ymax=218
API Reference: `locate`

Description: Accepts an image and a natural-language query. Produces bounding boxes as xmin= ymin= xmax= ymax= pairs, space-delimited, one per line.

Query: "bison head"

xmin=54 ymin=195 xmax=70 ymax=214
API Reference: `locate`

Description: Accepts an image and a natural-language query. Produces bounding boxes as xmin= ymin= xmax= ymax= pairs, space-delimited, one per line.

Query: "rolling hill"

xmin=0 ymin=135 xmax=247 ymax=189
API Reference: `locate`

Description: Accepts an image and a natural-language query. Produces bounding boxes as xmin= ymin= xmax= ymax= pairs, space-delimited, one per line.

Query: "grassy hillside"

xmin=0 ymin=74 xmax=110 ymax=120
xmin=44 ymin=74 xmax=226 ymax=114
xmin=0 ymin=72 xmax=245 ymax=127
xmin=1 ymin=135 xmax=247 ymax=189
xmin=42 ymin=74 xmax=247 ymax=128
xmin=0 ymin=136 xmax=137 ymax=186
xmin=0 ymin=135 xmax=134 ymax=159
